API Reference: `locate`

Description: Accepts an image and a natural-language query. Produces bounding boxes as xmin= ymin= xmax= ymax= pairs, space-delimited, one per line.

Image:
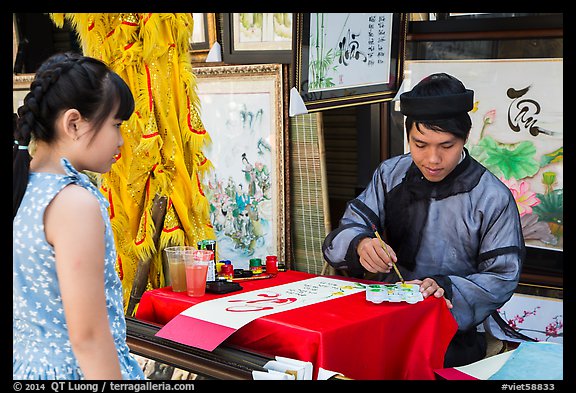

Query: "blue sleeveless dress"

xmin=13 ymin=158 xmax=145 ymax=380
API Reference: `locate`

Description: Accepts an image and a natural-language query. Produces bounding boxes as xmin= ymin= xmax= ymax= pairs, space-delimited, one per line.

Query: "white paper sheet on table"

xmin=180 ymin=276 xmax=366 ymax=329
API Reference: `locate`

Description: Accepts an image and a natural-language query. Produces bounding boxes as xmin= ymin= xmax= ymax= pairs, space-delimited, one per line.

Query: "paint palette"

xmin=365 ymin=283 xmax=423 ymax=304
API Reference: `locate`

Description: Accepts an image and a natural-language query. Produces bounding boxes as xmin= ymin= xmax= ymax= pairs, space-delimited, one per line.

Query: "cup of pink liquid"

xmin=185 ymin=249 xmax=213 ymax=297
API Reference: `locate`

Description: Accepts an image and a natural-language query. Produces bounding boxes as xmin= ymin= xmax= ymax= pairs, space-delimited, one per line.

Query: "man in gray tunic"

xmin=322 ymin=73 xmax=525 ymax=367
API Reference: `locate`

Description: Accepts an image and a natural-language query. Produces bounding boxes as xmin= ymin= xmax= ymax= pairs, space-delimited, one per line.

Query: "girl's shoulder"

xmin=44 ymin=183 xmax=104 ymax=245
xmin=52 ymin=183 xmax=101 ymax=211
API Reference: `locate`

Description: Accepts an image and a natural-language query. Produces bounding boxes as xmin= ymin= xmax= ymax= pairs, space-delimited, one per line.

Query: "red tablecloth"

xmin=135 ymin=270 xmax=457 ymax=380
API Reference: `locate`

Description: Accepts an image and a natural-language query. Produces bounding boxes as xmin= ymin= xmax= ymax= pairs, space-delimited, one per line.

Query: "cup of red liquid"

xmin=185 ymin=249 xmax=213 ymax=297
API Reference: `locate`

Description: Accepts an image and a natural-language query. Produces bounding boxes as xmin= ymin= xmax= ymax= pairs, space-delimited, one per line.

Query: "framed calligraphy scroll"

xmin=404 ymin=59 xmax=563 ymax=252
xmin=193 ymin=64 xmax=287 ymax=270
xmin=293 ymin=13 xmax=408 ymax=111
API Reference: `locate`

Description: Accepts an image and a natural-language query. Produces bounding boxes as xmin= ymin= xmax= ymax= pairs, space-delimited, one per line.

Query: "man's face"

xmin=407 ymin=124 xmax=465 ymax=182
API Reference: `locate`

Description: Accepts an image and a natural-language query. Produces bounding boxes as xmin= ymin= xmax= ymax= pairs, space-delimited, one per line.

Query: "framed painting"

xmin=13 ymin=74 xmax=33 ymax=113
xmin=404 ymin=59 xmax=563 ymax=252
xmin=220 ymin=13 xmax=293 ymax=64
xmin=193 ymin=63 xmax=286 ymax=270
xmin=293 ymin=13 xmax=408 ymax=111
xmin=189 ymin=13 xmax=217 ymax=63
xmin=13 ymin=14 xmax=18 ymax=71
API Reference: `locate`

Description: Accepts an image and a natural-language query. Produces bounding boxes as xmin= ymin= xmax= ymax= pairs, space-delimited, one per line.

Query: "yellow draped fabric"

xmin=50 ymin=13 xmax=216 ymax=313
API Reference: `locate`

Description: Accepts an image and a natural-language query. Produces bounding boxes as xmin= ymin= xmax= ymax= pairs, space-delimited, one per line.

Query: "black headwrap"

xmin=400 ymin=89 xmax=474 ymax=120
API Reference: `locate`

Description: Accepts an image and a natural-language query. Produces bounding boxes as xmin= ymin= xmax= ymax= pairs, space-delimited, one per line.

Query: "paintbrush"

xmin=372 ymin=225 xmax=405 ymax=284
xmin=232 ymin=273 xmax=275 ymax=282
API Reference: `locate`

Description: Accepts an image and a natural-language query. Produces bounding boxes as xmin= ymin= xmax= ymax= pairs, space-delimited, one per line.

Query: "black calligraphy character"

xmin=338 ymin=29 xmax=368 ymax=66
xmin=507 ymin=86 xmax=542 ymax=136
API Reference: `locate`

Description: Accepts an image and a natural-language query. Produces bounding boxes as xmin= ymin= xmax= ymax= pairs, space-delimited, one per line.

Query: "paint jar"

xmin=249 ymin=258 xmax=263 ymax=274
xmin=220 ymin=260 xmax=234 ymax=280
xmin=265 ymin=255 xmax=278 ymax=274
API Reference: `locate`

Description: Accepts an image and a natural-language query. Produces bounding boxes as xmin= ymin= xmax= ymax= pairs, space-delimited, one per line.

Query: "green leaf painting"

xmin=467 ymin=109 xmax=563 ymax=250
xmin=470 ymin=136 xmax=540 ymax=180
xmin=533 ymin=189 xmax=563 ymax=226
xmin=540 ymin=147 xmax=563 ymax=167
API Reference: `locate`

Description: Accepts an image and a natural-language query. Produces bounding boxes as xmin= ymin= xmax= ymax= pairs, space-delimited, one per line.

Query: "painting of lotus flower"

xmin=406 ymin=59 xmax=563 ymax=251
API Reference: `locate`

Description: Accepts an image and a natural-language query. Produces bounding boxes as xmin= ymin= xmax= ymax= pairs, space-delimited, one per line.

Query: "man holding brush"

xmin=322 ymin=73 xmax=525 ymax=368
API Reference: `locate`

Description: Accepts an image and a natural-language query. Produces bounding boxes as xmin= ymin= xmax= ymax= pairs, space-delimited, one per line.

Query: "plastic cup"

xmin=185 ymin=249 xmax=213 ymax=297
xmin=165 ymin=246 xmax=196 ymax=293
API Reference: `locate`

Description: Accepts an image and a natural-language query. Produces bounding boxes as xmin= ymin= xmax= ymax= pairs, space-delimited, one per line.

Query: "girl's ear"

xmin=60 ymin=109 xmax=83 ymax=141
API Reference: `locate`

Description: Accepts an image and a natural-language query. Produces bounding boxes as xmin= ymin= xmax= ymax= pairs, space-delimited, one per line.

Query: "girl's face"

xmin=407 ymin=124 xmax=465 ymax=182
xmin=75 ymin=114 xmax=124 ymax=174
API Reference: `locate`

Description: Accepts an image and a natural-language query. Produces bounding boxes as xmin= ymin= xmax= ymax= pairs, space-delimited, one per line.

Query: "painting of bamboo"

xmin=294 ymin=13 xmax=406 ymax=110
xmin=307 ymin=13 xmax=394 ymax=92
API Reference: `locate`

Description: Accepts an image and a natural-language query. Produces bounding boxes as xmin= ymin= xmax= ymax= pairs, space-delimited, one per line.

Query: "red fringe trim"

xmin=187 ymin=96 xmax=206 ymax=135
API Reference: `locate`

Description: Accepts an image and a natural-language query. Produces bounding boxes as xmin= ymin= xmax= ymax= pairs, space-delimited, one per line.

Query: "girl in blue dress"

xmin=13 ymin=52 xmax=146 ymax=380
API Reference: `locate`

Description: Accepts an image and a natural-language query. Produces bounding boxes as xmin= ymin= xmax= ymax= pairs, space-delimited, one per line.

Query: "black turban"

xmin=400 ymin=89 xmax=474 ymax=120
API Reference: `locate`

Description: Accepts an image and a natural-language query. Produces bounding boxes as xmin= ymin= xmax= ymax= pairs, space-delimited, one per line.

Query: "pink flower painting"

xmin=500 ymin=177 xmax=540 ymax=217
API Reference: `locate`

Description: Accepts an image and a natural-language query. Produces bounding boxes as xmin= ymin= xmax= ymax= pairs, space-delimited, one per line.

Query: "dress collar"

xmin=60 ymin=158 xmax=108 ymax=208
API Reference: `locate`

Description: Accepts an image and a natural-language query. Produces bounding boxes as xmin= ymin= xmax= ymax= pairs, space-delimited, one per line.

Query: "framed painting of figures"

xmin=194 ymin=64 xmax=287 ymax=270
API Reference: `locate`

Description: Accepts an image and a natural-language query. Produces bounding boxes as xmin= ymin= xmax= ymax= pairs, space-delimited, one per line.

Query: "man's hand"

xmin=405 ymin=278 xmax=453 ymax=309
xmin=357 ymin=237 xmax=397 ymax=274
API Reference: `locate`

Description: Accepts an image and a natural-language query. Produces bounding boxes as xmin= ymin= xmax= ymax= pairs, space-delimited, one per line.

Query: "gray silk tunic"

xmin=322 ymin=150 xmax=524 ymax=332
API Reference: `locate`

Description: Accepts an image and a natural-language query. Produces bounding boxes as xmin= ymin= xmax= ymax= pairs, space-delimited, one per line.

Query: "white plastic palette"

xmin=365 ymin=283 xmax=424 ymax=304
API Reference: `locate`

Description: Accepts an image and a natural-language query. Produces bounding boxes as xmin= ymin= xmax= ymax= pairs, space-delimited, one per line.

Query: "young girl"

xmin=13 ymin=52 xmax=146 ymax=380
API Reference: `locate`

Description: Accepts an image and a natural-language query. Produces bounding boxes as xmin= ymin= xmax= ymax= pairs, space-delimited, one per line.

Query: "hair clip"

xmin=14 ymin=140 xmax=29 ymax=150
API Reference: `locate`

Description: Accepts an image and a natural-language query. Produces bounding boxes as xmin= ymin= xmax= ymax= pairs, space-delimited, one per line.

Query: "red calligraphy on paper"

xmin=225 ymin=292 xmax=298 ymax=312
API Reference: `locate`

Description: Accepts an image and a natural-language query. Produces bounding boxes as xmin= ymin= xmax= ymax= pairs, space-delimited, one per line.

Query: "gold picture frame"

xmin=13 ymin=14 xmax=34 ymax=111
xmin=193 ymin=63 xmax=288 ymax=270
xmin=13 ymin=75 xmax=33 ymax=113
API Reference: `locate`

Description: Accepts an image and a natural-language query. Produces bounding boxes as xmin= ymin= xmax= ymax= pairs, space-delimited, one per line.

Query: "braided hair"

xmin=13 ymin=52 xmax=134 ymax=218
